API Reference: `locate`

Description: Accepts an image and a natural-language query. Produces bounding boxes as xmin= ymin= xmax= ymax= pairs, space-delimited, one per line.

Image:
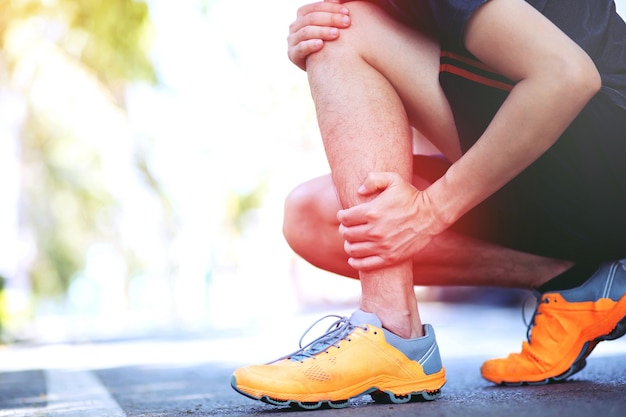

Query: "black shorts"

xmin=421 ymin=54 xmax=626 ymax=262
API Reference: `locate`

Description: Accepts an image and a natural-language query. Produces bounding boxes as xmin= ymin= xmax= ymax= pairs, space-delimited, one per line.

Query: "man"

xmin=231 ymin=0 xmax=626 ymax=409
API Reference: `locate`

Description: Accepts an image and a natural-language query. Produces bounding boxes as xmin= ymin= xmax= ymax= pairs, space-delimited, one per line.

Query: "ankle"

xmin=536 ymin=261 xmax=600 ymax=293
xmin=384 ymin=320 xmax=425 ymax=340
xmin=360 ymin=302 xmax=424 ymax=339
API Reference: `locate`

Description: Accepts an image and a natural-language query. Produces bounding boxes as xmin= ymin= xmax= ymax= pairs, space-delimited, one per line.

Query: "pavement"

xmin=1 ymin=303 xmax=625 ymax=416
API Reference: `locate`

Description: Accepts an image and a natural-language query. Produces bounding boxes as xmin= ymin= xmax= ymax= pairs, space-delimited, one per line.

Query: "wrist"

xmin=421 ymin=176 xmax=463 ymax=234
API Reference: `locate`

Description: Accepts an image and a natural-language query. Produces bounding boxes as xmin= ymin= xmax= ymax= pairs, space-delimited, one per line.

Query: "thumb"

xmin=357 ymin=172 xmax=399 ymax=196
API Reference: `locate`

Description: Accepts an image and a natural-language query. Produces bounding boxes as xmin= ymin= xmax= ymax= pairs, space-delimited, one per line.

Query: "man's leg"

xmin=304 ymin=1 xmax=461 ymax=339
xmin=231 ymin=4 xmax=454 ymax=408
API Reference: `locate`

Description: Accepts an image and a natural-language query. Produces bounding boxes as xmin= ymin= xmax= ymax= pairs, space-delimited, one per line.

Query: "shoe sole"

xmin=492 ymin=301 xmax=626 ymax=386
xmin=230 ymin=373 xmax=445 ymax=410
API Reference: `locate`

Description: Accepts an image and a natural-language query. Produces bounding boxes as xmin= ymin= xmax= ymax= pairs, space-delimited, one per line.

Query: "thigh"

xmin=446 ymin=86 xmax=626 ymax=261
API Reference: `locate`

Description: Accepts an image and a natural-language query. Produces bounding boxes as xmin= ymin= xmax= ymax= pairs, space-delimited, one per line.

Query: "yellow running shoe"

xmin=482 ymin=260 xmax=626 ymax=385
xmin=231 ymin=310 xmax=446 ymax=410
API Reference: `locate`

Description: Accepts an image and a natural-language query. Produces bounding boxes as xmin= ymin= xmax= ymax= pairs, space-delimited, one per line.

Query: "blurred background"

xmin=1 ymin=0 xmax=625 ymax=344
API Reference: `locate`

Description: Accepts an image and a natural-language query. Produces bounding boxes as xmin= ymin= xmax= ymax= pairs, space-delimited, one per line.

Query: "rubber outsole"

xmin=230 ymin=375 xmax=443 ymax=410
xmin=497 ymin=315 xmax=626 ymax=387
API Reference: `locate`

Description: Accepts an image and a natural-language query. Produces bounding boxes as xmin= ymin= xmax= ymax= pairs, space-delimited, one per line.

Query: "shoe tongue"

xmin=349 ymin=309 xmax=382 ymax=327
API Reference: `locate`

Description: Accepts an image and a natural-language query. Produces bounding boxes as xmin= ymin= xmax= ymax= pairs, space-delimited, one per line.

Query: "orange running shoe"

xmin=481 ymin=260 xmax=626 ymax=385
xmin=231 ymin=310 xmax=446 ymax=410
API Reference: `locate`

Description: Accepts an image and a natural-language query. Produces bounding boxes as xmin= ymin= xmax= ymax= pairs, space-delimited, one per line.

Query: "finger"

xmin=288 ymin=38 xmax=324 ymax=70
xmin=343 ymin=240 xmax=382 ymax=260
xmin=339 ymin=223 xmax=363 ymax=243
xmin=292 ymin=6 xmax=350 ymax=34
xmin=288 ymin=25 xmax=340 ymax=50
xmin=297 ymin=1 xmax=349 ymax=19
xmin=339 ymin=222 xmax=383 ymax=244
xmin=305 ymin=10 xmax=351 ymax=28
xmin=344 ymin=239 xmax=374 ymax=259
xmin=347 ymin=255 xmax=385 ymax=271
xmin=357 ymin=172 xmax=399 ymax=196
xmin=337 ymin=203 xmax=370 ymax=227
xmin=289 ymin=13 xmax=350 ymax=40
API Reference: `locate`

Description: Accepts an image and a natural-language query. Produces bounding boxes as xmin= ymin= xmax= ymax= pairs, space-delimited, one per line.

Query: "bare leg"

xmin=304 ymin=2 xmax=460 ymax=338
xmin=283 ymin=173 xmax=573 ymax=288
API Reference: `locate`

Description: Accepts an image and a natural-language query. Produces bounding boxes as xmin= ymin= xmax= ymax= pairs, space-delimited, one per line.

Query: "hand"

xmin=337 ymin=172 xmax=445 ymax=271
xmin=287 ymin=0 xmax=351 ymax=71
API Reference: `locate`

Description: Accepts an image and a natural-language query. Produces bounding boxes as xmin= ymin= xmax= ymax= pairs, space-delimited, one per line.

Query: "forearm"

xmin=429 ymin=71 xmax=599 ymax=228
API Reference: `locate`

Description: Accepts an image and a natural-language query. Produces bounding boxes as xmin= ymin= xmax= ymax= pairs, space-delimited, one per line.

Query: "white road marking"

xmin=0 ymin=369 xmax=125 ymax=417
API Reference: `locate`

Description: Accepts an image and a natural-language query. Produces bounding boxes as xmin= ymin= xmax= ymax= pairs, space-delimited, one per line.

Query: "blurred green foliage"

xmin=0 ymin=0 xmax=156 ymax=88
xmin=20 ymin=113 xmax=118 ymax=295
xmin=0 ymin=0 xmax=156 ymax=299
xmin=229 ymin=185 xmax=268 ymax=234
xmin=69 ymin=0 xmax=157 ymax=88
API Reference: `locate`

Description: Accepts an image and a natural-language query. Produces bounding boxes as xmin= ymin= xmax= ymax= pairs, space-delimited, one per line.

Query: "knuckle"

xmin=381 ymin=242 xmax=394 ymax=252
xmin=304 ymin=12 xmax=320 ymax=27
xmin=366 ymin=211 xmax=382 ymax=222
xmin=384 ymin=252 xmax=400 ymax=264
xmin=293 ymin=44 xmax=309 ymax=62
xmin=288 ymin=22 xmax=299 ymax=37
xmin=300 ymin=25 xmax=313 ymax=39
xmin=296 ymin=4 xmax=310 ymax=17
xmin=369 ymin=229 xmax=384 ymax=240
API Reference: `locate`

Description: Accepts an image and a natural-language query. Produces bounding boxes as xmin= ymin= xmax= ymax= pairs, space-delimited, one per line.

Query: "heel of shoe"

xmin=421 ymin=338 xmax=444 ymax=375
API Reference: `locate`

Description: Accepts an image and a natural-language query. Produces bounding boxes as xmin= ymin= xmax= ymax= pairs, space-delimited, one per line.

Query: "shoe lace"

xmin=270 ymin=314 xmax=367 ymax=363
xmin=522 ymin=291 xmax=550 ymax=343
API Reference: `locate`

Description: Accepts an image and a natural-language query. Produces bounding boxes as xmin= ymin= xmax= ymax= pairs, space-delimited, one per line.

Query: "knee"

xmin=282 ymin=182 xmax=318 ymax=252
xmin=282 ymin=177 xmax=338 ymax=255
